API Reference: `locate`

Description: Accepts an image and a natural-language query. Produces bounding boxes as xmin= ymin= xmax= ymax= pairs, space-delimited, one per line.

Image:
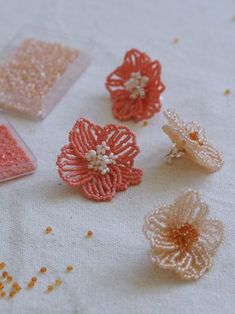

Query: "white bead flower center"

xmin=124 ymin=72 xmax=149 ymax=99
xmin=85 ymin=141 xmax=117 ymax=175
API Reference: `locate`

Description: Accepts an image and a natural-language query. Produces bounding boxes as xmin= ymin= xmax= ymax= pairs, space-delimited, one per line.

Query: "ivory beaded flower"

xmin=162 ymin=109 xmax=223 ymax=172
xmin=143 ymin=190 xmax=224 ymax=280
xmin=56 ymin=118 xmax=142 ymax=201
xmin=106 ymin=49 xmax=165 ymax=122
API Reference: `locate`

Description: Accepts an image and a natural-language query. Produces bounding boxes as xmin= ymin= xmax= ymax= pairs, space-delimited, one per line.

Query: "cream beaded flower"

xmin=143 ymin=190 xmax=224 ymax=280
xmin=162 ymin=109 xmax=223 ymax=172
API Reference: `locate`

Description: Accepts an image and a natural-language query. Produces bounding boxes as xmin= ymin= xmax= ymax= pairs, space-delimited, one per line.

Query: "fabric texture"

xmin=0 ymin=0 xmax=234 ymax=313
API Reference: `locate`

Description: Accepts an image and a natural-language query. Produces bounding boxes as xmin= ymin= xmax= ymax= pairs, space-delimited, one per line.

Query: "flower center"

xmin=124 ymin=72 xmax=149 ymax=99
xmin=85 ymin=141 xmax=117 ymax=175
xmin=189 ymin=131 xmax=203 ymax=145
xmin=168 ymin=223 xmax=199 ymax=252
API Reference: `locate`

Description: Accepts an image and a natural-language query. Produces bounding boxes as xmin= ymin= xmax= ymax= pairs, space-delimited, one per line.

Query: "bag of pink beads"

xmin=0 ymin=117 xmax=37 ymax=182
xmin=0 ymin=25 xmax=91 ymax=119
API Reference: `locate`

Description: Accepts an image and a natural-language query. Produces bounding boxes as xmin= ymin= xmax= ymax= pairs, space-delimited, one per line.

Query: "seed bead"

xmin=0 ymin=282 xmax=4 ymax=290
xmin=47 ymin=285 xmax=53 ymax=292
xmin=0 ymin=291 xmax=6 ymax=298
xmin=31 ymin=277 xmax=37 ymax=282
xmin=45 ymin=226 xmax=52 ymax=234
xmin=28 ymin=281 xmax=35 ymax=289
xmin=12 ymin=283 xmax=21 ymax=293
xmin=40 ymin=267 xmax=47 ymax=273
xmin=55 ymin=279 xmax=62 ymax=286
xmin=7 ymin=275 xmax=13 ymax=282
xmin=66 ymin=265 xmax=73 ymax=272
xmin=2 ymin=271 xmax=8 ymax=278
xmin=9 ymin=290 xmax=16 ymax=298
xmin=86 ymin=230 xmax=93 ymax=238
xmin=0 ymin=263 xmax=5 ymax=269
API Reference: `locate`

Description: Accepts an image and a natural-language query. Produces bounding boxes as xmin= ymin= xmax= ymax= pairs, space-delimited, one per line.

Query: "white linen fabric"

xmin=0 ymin=0 xmax=234 ymax=313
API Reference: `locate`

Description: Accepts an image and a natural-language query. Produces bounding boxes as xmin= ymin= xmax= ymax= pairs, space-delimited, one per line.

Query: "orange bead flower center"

xmin=168 ymin=223 xmax=199 ymax=252
xmin=189 ymin=131 xmax=203 ymax=145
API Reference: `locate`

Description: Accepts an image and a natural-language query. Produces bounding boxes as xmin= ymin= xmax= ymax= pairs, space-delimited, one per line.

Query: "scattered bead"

xmin=172 ymin=37 xmax=179 ymax=44
xmin=0 ymin=263 xmax=6 ymax=269
xmin=0 ymin=282 xmax=4 ymax=290
xmin=45 ymin=226 xmax=53 ymax=234
xmin=31 ymin=277 xmax=37 ymax=282
xmin=7 ymin=275 xmax=13 ymax=282
xmin=12 ymin=283 xmax=21 ymax=292
xmin=55 ymin=279 xmax=62 ymax=286
xmin=0 ymin=291 xmax=6 ymax=298
xmin=142 ymin=121 xmax=148 ymax=127
xmin=86 ymin=230 xmax=93 ymax=238
xmin=2 ymin=271 xmax=8 ymax=278
xmin=47 ymin=285 xmax=53 ymax=292
xmin=9 ymin=290 xmax=16 ymax=298
xmin=224 ymin=89 xmax=231 ymax=96
xmin=40 ymin=267 xmax=47 ymax=274
xmin=28 ymin=281 xmax=35 ymax=289
xmin=66 ymin=265 xmax=73 ymax=272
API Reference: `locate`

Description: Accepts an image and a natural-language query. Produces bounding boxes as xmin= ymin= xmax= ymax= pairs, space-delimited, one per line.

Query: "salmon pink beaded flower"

xmin=106 ymin=49 xmax=165 ymax=122
xmin=143 ymin=190 xmax=224 ymax=280
xmin=56 ymin=118 xmax=142 ymax=201
xmin=163 ymin=109 xmax=224 ymax=172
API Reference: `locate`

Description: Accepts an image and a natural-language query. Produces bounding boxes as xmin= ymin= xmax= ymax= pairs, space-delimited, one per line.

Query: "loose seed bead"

xmin=7 ymin=275 xmax=13 ymax=282
xmin=55 ymin=279 xmax=62 ymax=286
xmin=28 ymin=281 xmax=35 ymax=289
xmin=0 ymin=291 xmax=6 ymax=298
xmin=66 ymin=265 xmax=73 ymax=272
xmin=9 ymin=290 xmax=16 ymax=298
xmin=40 ymin=267 xmax=47 ymax=273
xmin=0 ymin=263 xmax=5 ymax=269
xmin=47 ymin=285 xmax=53 ymax=292
xmin=12 ymin=283 xmax=21 ymax=293
xmin=0 ymin=282 xmax=4 ymax=290
xmin=31 ymin=277 xmax=37 ymax=282
xmin=2 ymin=271 xmax=8 ymax=278
xmin=86 ymin=230 xmax=93 ymax=237
xmin=45 ymin=226 xmax=52 ymax=234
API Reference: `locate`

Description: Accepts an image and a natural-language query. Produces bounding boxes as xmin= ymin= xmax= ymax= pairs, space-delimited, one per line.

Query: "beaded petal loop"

xmin=143 ymin=189 xmax=224 ymax=280
xmin=56 ymin=118 xmax=142 ymax=201
xmin=162 ymin=109 xmax=224 ymax=172
xmin=106 ymin=49 xmax=165 ymax=122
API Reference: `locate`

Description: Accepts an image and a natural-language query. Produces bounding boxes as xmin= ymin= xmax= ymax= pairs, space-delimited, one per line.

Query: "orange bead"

xmin=31 ymin=277 xmax=37 ymax=282
xmin=40 ymin=267 xmax=47 ymax=273
xmin=47 ymin=285 xmax=53 ymax=292
xmin=9 ymin=290 xmax=16 ymax=298
xmin=7 ymin=275 xmax=13 ymax=282
xmin=0 ymin=291 xmax=6 ymax=298
xmin=66 ymin=265 xmax=73 ymax=272
xmin=0 ymin=282 xmax=4 ymax=290
xmin=28 ymin=281 xmax=35 ymax=289
xmin=45 ymin=226 xmax=53 ymax=234
xmin=0 ymin=263 xmax=5 ymax=269
xmin=2 ymin=271 xmax=8 ymax=278
xmin=86 ymin=230 xmax=93 ymax=237
xmin=55 ymin=279 xmax=62 ymax=286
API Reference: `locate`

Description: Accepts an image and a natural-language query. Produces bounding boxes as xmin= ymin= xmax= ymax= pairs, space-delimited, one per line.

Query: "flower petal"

xmin=168 ymin=189 xmax=204 ymax=227
xmin=69 ymin=118 xmax=102 ymax=158
xmin=179 ymin=242 xmax=212 ymax=280
xmin=81 ymin=170 xmax=119 ymax=201
xmin=116 ymin=166 xmax=142 ymax=191
xmin=143 ymin=205 xmax=170 ymax=240
xmin=99 ymin=124 xmax=140 ymax=165
xmin=57 ymin=145 xmax=93 ymax=186
xmin=199 ymin=219 xmax=224 ymax=255
xmin=124 ymin=49 xmax=151 ymax=70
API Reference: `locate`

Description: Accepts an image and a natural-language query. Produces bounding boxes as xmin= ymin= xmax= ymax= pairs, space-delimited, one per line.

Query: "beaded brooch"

xmin=143 ymin=189 xmax=224 ymax=280
xmin=163 ymin=109 xmax=224 ymax=172
xmin=57 ymin=118 xmax=142 ymax=201
xmin=106 ymin=49 xmax=165 ymax=122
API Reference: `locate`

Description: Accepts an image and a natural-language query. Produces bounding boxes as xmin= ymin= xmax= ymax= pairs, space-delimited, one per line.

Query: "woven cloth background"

xmin=0 ymin=0 xmax=234 ymax=313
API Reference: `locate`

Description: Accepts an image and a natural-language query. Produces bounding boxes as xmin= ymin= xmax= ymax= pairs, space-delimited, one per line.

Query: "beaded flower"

xmin=163 ymin=109 xmax=223 ymax=172
xmin=143 ymin=189 xmax=224 ymax=280
xmin=106 ymin=49 xmax=165 ymax=122
xmin=56 ymin=118 xmax=142 ymax=201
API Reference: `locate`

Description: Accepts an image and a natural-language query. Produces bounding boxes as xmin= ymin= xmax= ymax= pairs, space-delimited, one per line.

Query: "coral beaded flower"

xmin=163 ymin=109 xmax=223 ymax=172
xmin=106 ymin=49 xmax=165 ymax=122
xmin=56 ymin=118 xmax=142 ymax=201
xmin=143 ymin=190 xmax=224 ymax=280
